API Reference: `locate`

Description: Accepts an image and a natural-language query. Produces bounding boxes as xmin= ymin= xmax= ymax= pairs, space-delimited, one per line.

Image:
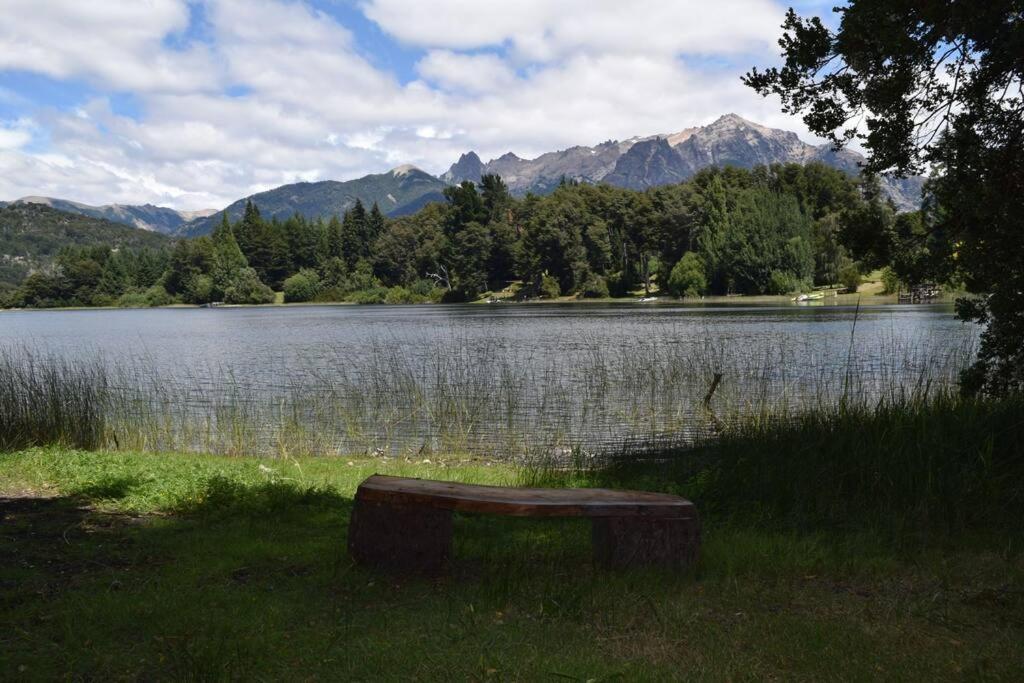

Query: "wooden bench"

xmin=348 ymin=475 xmax=699 ymax=573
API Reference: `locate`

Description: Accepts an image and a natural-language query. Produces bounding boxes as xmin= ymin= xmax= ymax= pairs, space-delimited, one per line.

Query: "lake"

xmin=0 ymin=302 xmax=976 ymax=457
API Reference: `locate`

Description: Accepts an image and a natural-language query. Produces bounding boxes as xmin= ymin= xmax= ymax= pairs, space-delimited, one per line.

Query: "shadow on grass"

xmin=4 ymin=470 xmax=1024 ymax=680
xmin=2 ymin=476 xmax=656 ymax=678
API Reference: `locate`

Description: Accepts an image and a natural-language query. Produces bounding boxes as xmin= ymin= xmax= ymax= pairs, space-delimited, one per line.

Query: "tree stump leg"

xmin=348 ymin=498 xmax=453 ymax=574
xmin=592 ymin=516 xmax=700 ymax=569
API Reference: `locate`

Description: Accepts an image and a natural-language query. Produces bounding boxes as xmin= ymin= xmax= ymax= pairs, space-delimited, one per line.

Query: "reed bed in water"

xmin=0 ymin=331 xmax=977 ymax=458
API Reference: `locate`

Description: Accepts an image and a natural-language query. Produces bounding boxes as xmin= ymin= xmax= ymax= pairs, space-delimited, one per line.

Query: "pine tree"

xmin=210 ymin=211 xmax=249 ymax=299
xmin=367 ymin=202 xmax=386 ymax=247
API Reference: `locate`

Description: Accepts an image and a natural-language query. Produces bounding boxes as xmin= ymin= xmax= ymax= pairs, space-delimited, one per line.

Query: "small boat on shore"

xmin=792 ymin=292 xmax=825 ymax=302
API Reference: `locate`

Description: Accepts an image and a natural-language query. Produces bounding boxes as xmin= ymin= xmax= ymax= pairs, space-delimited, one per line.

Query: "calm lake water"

xmin=0 ymin=302 xmax=976 ymax=457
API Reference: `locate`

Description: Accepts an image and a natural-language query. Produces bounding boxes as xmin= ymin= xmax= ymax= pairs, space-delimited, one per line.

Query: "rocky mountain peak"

xmin=441 ymin=151 xmax=485 ymax=184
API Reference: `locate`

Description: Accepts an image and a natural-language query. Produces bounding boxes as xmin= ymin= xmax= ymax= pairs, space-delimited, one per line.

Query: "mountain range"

xmin=0 ymin=196 xmax=215 ymax=235
xmin=4 ymin=114 xmax=924 ymax=237
xmin=179 ymin=164 xmax=447 ymax=237
xmin=0 ymin=203 xmax=170 ymax=291
xmin=441 ymin=114 xmax=923 ymax=209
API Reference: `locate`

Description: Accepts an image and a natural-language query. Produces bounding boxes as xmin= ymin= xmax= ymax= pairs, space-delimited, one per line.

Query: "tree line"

xmin=4 ymin=161 xmax=921 ymax=309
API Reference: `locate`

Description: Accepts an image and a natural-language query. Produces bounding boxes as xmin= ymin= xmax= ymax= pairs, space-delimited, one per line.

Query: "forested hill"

xmin=6 ymin=197 xmax=213 ymax=235
xmin=3 ymin=161 xmax=925 ymax=310
xmin=0 ymin=203 xmax=170 ymax=294
xmin=181 ymin=166 xmax=447 ymax=237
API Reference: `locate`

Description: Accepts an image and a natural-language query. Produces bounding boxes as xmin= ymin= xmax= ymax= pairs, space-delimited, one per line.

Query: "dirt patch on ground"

xmin=0 ymin=491 xmax=159 ymax=607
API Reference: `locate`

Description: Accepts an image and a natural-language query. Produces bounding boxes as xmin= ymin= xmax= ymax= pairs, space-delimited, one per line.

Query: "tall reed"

xmin=0 ymin=349 xmax=107 ymax=451
xmin=0 ymin=329 xmax=978 ymax=459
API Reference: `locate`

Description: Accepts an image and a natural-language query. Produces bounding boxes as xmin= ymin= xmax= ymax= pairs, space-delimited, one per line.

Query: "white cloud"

xmin=417 ymin=50 xmax=517 ymax=93
xmin=362 ymin=0 xmax=783 ymax=58
xmin=0 ymin=119 xmax=34 ymax=149
xmin=0 ymin=0 xmax=220 ymax=93
xmin=0 ymin=0 xmax=823 ymax=211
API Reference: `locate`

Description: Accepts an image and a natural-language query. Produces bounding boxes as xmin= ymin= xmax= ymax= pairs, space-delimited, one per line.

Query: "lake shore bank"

xmin=0 ymin=268 xmax=964 ymax=312
xmin=0 ymin=290 xmax=960 ymax=312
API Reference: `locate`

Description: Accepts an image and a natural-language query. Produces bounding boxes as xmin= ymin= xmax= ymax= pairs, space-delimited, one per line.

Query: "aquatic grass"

xmin=0 ymin=328 xmax=978 ymax=459
xmin=0 ymin=349 xmax=107 ymax=451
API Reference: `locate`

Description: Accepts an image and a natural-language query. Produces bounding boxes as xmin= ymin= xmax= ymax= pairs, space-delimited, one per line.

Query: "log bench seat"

xmin=347 ymin=474 xmax=700 ymax=573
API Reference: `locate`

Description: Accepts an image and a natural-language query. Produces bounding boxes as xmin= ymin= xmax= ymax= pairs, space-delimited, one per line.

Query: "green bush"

xmin=409 ymin=279 xmax=445 ymax=302
xmin=666 ymin=252 xmax=707 ymax=298
xmin=341 ymin=261 xmax=381 ymax=294
xmin=578 ymin=274 xmax=609 ymax=298
xmin=186 ymin=274 xmax=214 ymax=304
xmin=348 ymin=287 xmax=389 ymax=304
xmin=143 ymin=284 xmax=172 ymax=307
xmin=384 ymin=286 xmax=410 ymax=304
xmin=313 ymin=287 xmax=344 ymax=303
xmin=283 ymin=269 xmax=322 ymax=303
xmin=539 ymin=274 xmax=561 ymax=299
xmin=881 ymin=267 xmax=901 ymax=295
xmin=766 ymin=269 xmax=800 ymax=295
xmin=116 ymin=289 xmax=149 ymax=308
xmin=839 ymin=263 xmax=862 ymax=293
xmin=223 ymin=268 xmax=274 ymax=305
xmin=605 ymin=271 xmax=631 ymax=298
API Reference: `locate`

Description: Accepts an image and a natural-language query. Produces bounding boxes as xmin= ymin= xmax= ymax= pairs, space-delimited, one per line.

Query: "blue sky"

xmin=0 ymin=0 xmax=841 ymax=210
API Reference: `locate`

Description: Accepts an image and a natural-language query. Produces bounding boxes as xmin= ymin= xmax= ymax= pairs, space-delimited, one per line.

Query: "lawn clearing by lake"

xmin=2 ymin=448 xmax=1021 ymax=680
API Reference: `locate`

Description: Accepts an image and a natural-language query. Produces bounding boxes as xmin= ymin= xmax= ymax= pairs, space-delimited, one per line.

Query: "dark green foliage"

xmin=210 ymin=212 xmax=249 ymax=297
xmin=880 ymin=267 xmax=901 ymax=295
xmin=838 ymin=263 xmax=862 ymax=293
xmin=520 ymin=189 xmax=589 ymax=295
xmin=223 ymin=268 xmax=274 ymax=305
xmin=744 ymin=0 xmax=1024 ymax=394
xmin=449 ymin=222 xmax=492 ymax=299
xmin=720 ymin=189 xmax=814 ymax=294
xmin=667 ymin=252 xmax=706 ymax=298
xmin=538 ymin=273 xmax=561 ymax=299
xmin=0 ymin=203 xmax=169 ymax=294
xmin=578 ymin=273 xmax=609 ymax=298
xmin=6 ymin=160 xmax=923 ymax=307
xmin=282 ymin=268 xmax=322 ymax=303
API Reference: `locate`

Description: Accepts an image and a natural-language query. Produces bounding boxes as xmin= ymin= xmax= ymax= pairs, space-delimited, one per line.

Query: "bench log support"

xmin=591 ymin=516 xmax=699 ymax=569
xmin=348 ymin=498 xmax=453 ymax=574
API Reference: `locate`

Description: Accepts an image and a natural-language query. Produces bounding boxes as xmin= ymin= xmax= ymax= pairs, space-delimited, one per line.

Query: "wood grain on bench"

xmin=356 ymin=475 xmax=696 ymax=518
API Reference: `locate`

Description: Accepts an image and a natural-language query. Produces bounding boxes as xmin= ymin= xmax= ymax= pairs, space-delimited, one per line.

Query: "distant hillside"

xmin=182 ymin=165 xmax=447 ymax=237
xmin=444 ymin=113 xmax=924 ymax=211
xmin=0 ymin=203 xmax=170 ymax=292
xmin=8 ymin=196 xmax=214 ymax=235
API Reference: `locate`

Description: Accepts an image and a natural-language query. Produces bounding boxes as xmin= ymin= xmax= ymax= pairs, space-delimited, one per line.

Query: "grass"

xmin=3 ymin=391 xmax=1023 ymax=680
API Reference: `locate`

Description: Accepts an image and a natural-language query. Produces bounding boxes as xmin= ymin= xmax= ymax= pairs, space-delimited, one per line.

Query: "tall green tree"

xmin=744 ymin=0 xmax=1024 ymax=394
xmin=210 ymin=212 xmax=249 ymax=298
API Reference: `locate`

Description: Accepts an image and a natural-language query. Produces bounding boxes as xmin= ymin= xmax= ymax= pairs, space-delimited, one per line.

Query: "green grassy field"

xmin=3 ymin=440 xmax=1022 ymax=681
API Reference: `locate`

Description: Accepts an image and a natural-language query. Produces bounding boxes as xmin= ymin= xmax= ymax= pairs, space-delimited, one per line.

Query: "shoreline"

xmin=0 ymin=291 xmax=961 ymax=313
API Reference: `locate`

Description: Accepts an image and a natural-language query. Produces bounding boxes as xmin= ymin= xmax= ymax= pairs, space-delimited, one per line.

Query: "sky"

xmin=0 ymin=0 xmax=841 ymax=211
